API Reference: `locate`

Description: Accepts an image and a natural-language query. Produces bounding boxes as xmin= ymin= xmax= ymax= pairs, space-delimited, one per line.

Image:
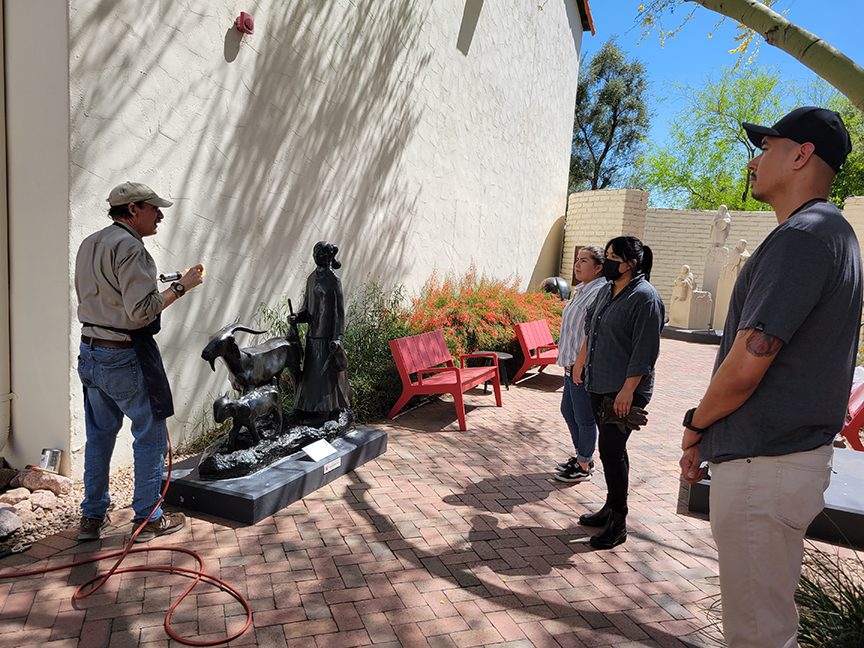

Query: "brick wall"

xmin=645 ymin=208 xmax=777 ymax=308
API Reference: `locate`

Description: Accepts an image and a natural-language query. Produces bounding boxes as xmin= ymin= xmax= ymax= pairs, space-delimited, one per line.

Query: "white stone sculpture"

xmin=713 ymin=239 xmax=751 ymax=330
xmin=703 ymin=204 xmax=732 ymax=320
xmin=669 ymin=265 xmax=713 ymax=329
xmin=709 ymin=204 xmax=731 ymax=246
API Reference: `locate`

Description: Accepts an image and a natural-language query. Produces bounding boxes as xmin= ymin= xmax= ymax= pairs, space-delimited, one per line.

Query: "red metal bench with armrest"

xmin=387 ymin=330 xmax=503 ymax=431
xmin=841 ymin=381 xmax=864 ymax=451
xmin=512 ymin=319 xmax=558 ymax=383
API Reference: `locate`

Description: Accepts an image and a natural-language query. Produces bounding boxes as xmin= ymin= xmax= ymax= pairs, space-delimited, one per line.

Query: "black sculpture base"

xmin=686 ymin=447 xmax=864 ymax=549
xmin=661 ymin=327 xmax=722 ymax=345
xmin=198 ymin=409 xmax=354 ymax=480
xmin=161 ymin=426 xmax=387 ymax=524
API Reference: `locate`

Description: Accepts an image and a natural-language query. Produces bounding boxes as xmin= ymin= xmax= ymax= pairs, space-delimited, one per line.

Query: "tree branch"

xmin=689 ymin=0 xmax=864 ymax=112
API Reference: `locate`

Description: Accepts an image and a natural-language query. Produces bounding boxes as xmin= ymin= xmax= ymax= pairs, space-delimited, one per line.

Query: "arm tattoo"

xmin=744 ymin=330 xmax=783 ymax=358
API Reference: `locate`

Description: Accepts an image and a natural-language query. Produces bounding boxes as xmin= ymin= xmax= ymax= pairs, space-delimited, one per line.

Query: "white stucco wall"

xmin=3 ymin=1 xmax=584 ymax=478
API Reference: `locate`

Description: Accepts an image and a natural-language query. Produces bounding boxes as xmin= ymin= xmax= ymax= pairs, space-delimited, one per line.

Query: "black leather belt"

xmin=81 ymin=335 xmax=134 ymax=349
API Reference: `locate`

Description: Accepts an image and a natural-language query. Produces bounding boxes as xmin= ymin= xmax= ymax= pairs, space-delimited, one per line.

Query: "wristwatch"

xmin=682 ymin=407 xmax=710 ymax=433
xmin=170 ymin=282 xmax=185 ymax=297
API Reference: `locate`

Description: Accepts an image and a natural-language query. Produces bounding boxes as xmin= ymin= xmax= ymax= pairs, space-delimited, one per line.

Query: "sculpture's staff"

xmin=75 ymin=181 xmax=203 ymax=543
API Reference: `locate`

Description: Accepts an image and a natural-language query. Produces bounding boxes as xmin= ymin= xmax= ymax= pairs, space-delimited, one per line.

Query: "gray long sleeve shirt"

xmin=76 ymin=221 xmax=165 ymax=341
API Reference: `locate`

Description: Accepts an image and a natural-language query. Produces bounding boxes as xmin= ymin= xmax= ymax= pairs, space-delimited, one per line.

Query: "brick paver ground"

xmin=1 ymin=337 xmax=834 ymax=647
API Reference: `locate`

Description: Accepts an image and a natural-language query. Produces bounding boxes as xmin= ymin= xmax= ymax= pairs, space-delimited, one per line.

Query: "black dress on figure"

xmin=293 ymin=243 xmax=351 ymax=419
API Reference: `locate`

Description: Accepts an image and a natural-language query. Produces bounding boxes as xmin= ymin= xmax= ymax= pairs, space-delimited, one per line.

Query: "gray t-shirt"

xmin=700 ymin=199 xmax=863 ymax=463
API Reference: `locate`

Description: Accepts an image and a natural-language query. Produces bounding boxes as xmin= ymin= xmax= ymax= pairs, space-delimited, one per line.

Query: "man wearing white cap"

xmin=76 ymin=181 xmax=204 ymax=542
xmin=679 ymin=107 xmax=862 ymax=647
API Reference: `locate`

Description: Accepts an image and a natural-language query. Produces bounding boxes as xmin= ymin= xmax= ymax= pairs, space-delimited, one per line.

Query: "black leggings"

xmin=589 ymin=391 xmax=649 ymax=513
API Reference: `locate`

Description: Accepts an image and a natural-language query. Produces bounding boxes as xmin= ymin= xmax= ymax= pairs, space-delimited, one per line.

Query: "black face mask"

xmin=603 ymin=258 xmax=625 ymax=281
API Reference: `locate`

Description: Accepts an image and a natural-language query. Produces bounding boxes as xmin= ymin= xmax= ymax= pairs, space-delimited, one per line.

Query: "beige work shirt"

xmin=76 ymin=221 xmax=165 ymax=341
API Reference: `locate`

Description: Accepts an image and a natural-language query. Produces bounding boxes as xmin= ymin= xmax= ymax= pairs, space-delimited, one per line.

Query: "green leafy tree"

xmin=638 ymin=66 xmax=789 ymax=210
xmin=795 ymin=78 xmax=864 ymax=206
xmin=638 ymin=1 xmax=864 ymax=112
xmin=569 ymin=39 xmax=650 ymax=193
xmin=829 ymin=100 xmax=864 ymax=207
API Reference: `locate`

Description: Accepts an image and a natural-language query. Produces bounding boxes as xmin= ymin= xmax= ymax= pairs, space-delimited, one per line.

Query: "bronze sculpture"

xmin=197 ymin=241 xmax=354 ymax=479
xmin=291 ymin=242 xmax=352 ymax=426
xmin=201 ymin=321 xmax=301 ymax=394
xmin=213 ymin=386 xmax=282 ymax=450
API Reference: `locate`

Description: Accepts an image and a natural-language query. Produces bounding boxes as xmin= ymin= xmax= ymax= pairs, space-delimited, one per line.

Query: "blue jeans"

xmin=78 ymin=342 xmax=167 ymax=521
xmin=561 ymin=371 xmax=597 ymax=463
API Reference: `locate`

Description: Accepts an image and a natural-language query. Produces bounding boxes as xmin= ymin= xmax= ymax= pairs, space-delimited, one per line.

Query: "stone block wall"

xmin=560 ymin=189 xmax=648 ymax=281
xmin=645 ymin=208 xmax=777 ymax=308
xmin=843 ymin=196 xmax=864 ymax=259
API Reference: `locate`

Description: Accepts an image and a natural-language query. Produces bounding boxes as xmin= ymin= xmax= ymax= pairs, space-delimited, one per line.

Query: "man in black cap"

xmin=679 ymin=107 xmax=862 ymax=648
xmin=76 ymin=181 xmax=204 ymax=542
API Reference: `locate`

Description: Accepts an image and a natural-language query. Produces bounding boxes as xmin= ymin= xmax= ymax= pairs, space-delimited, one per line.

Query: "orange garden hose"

xmin=0 ymin=435 xmax=252 ymax=646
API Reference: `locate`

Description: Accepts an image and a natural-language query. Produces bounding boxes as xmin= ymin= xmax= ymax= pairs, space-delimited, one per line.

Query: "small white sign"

xmin=323 ymin=457 xmax=341 ymax=474
xmin=302 ymin=439 xmax=338 ymax=462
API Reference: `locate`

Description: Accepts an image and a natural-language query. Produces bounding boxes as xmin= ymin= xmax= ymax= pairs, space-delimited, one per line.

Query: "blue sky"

xmin=580 ymin=0 xmax=864 ymax=144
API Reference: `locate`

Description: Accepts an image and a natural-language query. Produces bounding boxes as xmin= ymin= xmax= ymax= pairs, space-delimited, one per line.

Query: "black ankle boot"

xmin=589 ymin=509 xmax=627 ymax=549
xmin=579 ymin=504 xmax=610 ymax=527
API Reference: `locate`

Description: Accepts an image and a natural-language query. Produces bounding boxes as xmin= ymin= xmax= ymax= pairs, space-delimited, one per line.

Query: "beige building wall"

xmin=3 ymin=1 xmax=586 ymax=478
xmin=5 ymin=2 xmax=73 ymax=476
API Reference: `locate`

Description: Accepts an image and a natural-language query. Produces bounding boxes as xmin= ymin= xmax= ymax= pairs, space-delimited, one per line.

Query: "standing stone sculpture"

xmin=709 ymin=204 xmax=731 ymax=246
xmin=713 ymin=239 xmax=751 ymax=330
xmin=703 ymin=204 xmax=732 ymax=321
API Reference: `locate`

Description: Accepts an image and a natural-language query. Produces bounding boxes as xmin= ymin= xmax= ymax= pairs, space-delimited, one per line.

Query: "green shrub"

xmin=796 ymin=546 xmax=864 ymax=647
xmin=342 ymin=280 xmax=412 ymax=423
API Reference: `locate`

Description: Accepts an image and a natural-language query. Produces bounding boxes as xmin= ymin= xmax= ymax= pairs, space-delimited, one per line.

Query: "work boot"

xmin=77 ymin=515 xmax=110 ymax=541
xmin=132 ymin=512 xmax=186 ymax=543
xmin=589 ymin=508 xmax=627 ymax=550
xmin=579 ymin=504 xmax=610 ymax=527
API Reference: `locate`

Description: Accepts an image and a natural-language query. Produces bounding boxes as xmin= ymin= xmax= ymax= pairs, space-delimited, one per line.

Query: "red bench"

xmin=841 ymin=381 xmax=864 ymax=451
xmin=387 ymin=330 xmax=503 ymax=430
xmin=512 ymin=320 xmax=558 ymax=382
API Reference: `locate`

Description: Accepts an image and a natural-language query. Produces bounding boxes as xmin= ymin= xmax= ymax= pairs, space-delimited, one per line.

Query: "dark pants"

xmin=589 ymin=391 xmax=649 ymax=512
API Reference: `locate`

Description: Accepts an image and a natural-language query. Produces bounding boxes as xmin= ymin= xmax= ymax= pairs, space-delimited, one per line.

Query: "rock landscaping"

xmin=0 ymin=459 xmax=134 ymax=553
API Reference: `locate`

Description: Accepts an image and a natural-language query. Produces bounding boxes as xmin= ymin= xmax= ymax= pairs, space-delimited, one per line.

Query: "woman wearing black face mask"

xmin=571 ymin=236 xmax=665 ymax=549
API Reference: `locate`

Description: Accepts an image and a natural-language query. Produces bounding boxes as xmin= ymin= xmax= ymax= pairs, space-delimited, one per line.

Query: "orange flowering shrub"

xmin=405 ymin=265 xmax=564 ymax=359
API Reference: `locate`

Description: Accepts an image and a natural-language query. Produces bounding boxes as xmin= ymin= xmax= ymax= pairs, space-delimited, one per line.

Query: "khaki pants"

xmin=709 ymin=445 xmax=833 ymax=648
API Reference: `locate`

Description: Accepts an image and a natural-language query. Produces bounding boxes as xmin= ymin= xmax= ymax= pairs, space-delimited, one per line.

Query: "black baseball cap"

xmin=742 ymin=106 xmax=852 ymax=173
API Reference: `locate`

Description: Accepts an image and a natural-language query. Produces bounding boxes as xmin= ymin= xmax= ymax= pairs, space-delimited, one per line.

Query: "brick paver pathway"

xmin=2 ymin=339 xmax=739 ymax=647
